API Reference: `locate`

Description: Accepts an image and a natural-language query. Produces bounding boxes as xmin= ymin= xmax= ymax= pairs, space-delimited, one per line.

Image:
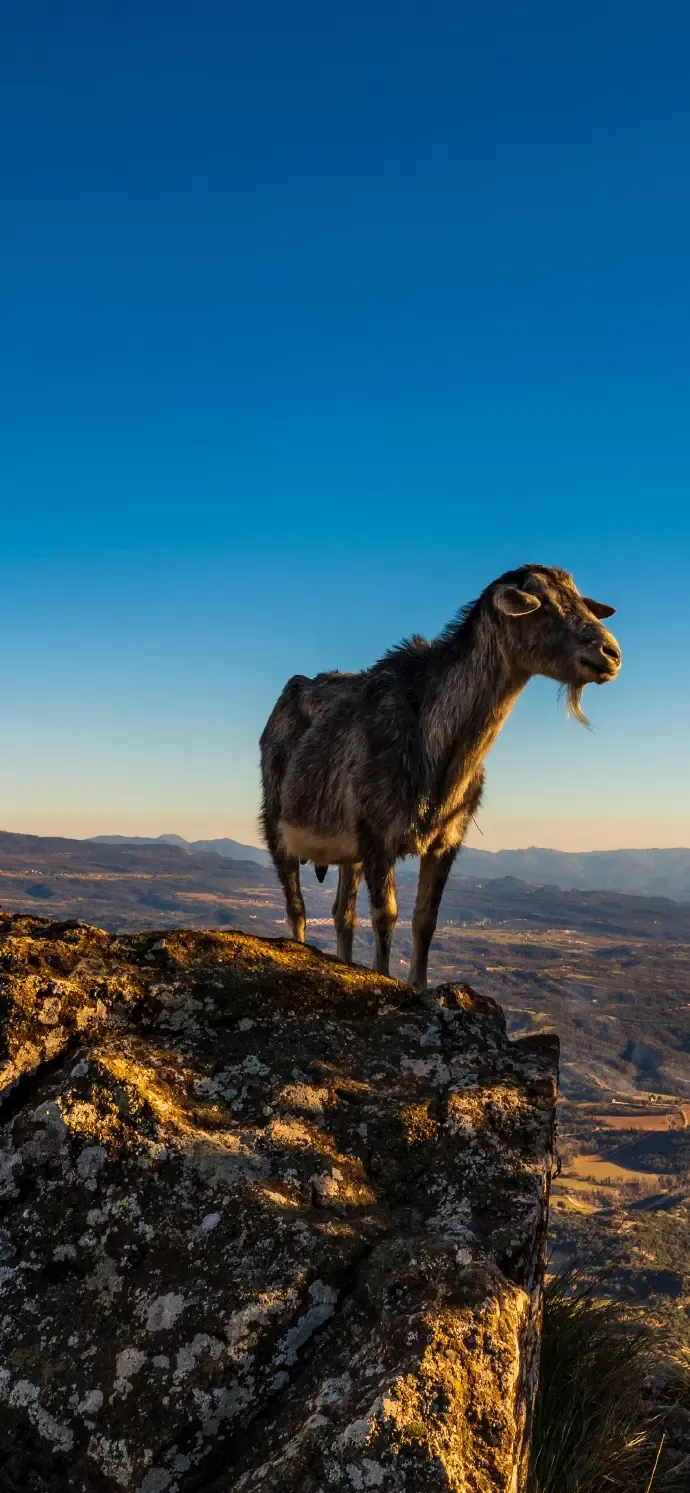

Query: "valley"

xmin=1 ymin=828 xmax=689 ymax=1349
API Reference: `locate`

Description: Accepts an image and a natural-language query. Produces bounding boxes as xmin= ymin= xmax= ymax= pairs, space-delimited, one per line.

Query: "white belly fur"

xmin=279 ymin=821 xmax=358 ymax=864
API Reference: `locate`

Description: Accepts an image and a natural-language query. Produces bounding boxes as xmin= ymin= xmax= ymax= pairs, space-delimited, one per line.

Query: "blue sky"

xmin=1 ymin=1 xmax=688 ymax=850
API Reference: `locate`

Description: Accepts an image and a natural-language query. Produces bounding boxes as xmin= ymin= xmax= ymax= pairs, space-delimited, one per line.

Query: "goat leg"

xmin=409 ymin=846 xmax=458 ymax=990
xmin=332 ymin=861 xmax=362 ymax=963
xmin=360 ymin=836 xmax=397 ymax=977
xmin=271 ymin=849 xmax=306 ymax=943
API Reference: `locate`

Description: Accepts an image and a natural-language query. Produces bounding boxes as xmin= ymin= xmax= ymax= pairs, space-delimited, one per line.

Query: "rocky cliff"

xmin=0 ymin=913 xmax=558 ymax=1492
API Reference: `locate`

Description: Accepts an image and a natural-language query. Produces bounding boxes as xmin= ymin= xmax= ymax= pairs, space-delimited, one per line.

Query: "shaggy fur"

xmin=260 ymin=564 xmax=620 ymax=988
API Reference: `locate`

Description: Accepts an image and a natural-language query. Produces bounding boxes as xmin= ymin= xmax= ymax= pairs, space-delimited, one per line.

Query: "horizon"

xmin=2 ymin=824 xmax=690 ymax=858
xmin=80 ymin=834 xmax=690 ymax=855
xmin=2 ymin=2 xmax=689 ymax=850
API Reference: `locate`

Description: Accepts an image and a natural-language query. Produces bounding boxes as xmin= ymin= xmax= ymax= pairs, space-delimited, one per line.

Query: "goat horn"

xmin=582 ymin=597 xmax=616 ymax=619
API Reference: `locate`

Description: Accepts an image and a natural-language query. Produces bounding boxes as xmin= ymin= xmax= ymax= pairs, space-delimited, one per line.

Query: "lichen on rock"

xmin=0 ymin=913 xmax=558 ymax=1491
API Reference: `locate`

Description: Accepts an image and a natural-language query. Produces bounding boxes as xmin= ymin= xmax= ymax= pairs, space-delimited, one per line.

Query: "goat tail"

xmin=314 ymin=864 xmax=329 ymax=884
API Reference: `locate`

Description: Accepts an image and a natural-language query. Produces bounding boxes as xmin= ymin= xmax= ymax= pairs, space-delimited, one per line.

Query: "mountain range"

xmin=91 ymin=835 xmax=690 ymax=902
xmin=92 ymin=833 xmax=274 ymax=865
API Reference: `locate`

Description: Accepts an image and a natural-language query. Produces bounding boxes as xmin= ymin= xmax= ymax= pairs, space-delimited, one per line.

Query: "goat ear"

xmin=493 ymin=585 xmax=542 ymax=617
xmin=582 ymin=597 xmax=616 ymax=619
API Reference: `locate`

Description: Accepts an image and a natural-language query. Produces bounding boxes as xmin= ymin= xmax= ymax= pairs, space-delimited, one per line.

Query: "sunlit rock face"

xmin=0 ymin=915 xmax=558 ymax=1492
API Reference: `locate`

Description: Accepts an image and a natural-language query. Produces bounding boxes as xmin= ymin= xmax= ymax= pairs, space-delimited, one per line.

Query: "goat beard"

xmin=561 ymin=682 xmax=590 ymax=728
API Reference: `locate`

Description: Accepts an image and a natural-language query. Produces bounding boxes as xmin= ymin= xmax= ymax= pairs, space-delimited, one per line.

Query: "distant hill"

xmin=91 ymin=836 xmax=690 ymax=901
xmin=0 ymin=829 xmax=276 ymax=935
xmin=0 ymin=829 xmax=687 ymax=941
xmin=453 ymin=847 xmax=690 ymax=902
xmin=91 ymin=833 xmax=273 ymax=867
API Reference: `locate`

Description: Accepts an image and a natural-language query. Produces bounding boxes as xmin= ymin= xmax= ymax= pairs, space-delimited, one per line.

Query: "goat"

xmin=260 ymin=564 xmax=620 ymax=989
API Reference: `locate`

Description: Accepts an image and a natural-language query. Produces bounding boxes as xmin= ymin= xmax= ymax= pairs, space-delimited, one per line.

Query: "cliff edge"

xmin=0 ymin=914 xmax=558 ymax=1492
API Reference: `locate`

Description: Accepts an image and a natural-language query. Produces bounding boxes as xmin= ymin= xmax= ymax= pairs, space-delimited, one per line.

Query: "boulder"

xmin=0 ymin=914 xmax=558 ymax=1492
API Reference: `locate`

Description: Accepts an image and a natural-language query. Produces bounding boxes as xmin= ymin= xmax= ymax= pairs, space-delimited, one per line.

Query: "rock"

xmin=0 ymin=913 xmax=558 ymax=1492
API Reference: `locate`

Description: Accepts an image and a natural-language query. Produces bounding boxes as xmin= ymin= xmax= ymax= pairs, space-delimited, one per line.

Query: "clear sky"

xmin=1 ymin=1 xmax=688 ymax=851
